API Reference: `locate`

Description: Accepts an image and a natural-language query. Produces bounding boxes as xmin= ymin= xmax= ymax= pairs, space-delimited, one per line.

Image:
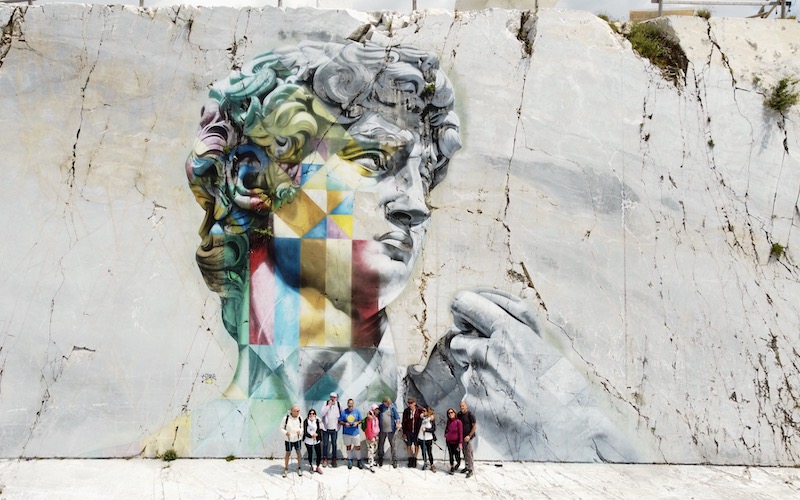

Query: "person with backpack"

xmin=320 ymin=392 xmax=342 ymax=468
xmin=280 ymin=405 xmax=304 ymax=478
xmin=364 ymin=404 xmax=380 ymax=471
xmin=417 ymin=406 xmax=437 ymax=472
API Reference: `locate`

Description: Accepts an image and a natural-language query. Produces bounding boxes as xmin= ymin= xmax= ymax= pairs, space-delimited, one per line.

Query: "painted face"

xmin=264 ymin=100 xmax=431 ymax=346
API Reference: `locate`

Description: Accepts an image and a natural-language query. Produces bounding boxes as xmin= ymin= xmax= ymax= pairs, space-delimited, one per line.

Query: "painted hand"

xmin=408 ymin=288 xmax=635 ymax=462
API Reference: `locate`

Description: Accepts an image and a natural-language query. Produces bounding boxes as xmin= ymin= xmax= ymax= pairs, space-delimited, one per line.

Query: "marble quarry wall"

xmin=1 ymin=3 xmax=799 ymax=464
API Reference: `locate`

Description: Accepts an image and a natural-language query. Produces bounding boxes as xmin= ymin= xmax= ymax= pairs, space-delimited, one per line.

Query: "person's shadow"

xmin=264 ymin=464 xmax=290 ymax=476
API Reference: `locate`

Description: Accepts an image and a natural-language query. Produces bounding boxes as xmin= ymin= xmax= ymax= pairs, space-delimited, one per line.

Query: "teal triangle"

xmin=329 ymin=193 xmax=354 ymax=215
xmin=305 ymin=217 xmax=327 ymax=239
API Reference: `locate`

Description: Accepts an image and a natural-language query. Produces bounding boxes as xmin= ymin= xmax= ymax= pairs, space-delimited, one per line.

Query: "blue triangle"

xmin=304 ymin=217 xmax=327 ymax=239
xmin=301 ymin=163 xmax=324 ymax=185
xmin=329 ymin=193 xmax=354 ymax=215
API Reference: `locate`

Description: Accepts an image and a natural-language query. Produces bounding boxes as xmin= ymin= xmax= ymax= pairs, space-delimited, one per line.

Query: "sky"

xmin=30 ymin=0 xmax=794 ymax=20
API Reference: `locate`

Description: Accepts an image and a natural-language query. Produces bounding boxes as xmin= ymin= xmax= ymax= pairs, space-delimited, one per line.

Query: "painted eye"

xmin=349 ymin=150 xmax=390 ymax=174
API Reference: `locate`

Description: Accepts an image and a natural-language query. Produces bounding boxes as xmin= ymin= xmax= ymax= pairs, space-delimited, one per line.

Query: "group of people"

xmin=280 ymin=393 xmax=477 ymax=479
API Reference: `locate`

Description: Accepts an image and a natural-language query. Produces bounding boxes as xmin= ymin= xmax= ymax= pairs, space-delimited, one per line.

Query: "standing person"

xmin=417 ymin=406 xmax=437 ymax=472
xmin=320 ymin=392 xmax=342 ymax=468
xmin=402 ymin=396 xmax=424 ymax=468
xmin=364 ymin=404 xmax=380 ymax=471
xmin=444 ymin=408 xmax=463 ymax=474
xmin=339 ymin=398 xmax=364 ymax=470
xmin=377 ymin=396 xmax=400 ymax=468
xmin=303 ymin=409 xmax=323 ymax=474
xmin=280 ymin=405 xmax=304 ymax=478
xmin=457 ymin=401 xmax=477 ymax=478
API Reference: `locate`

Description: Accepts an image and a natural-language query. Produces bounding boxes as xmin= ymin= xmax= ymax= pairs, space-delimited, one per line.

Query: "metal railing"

xmin=652 ymin=0 xmax=792 ymax=18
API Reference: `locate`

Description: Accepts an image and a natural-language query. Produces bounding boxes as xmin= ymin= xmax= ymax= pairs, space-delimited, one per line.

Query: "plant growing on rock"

xmin=770 ymin=243 xmax=785 ymax=259
xmin=597 ymin=13 xmax=621 ymax=34
xmin=696 ymin=9 xmax=712 ymax=20
xmin=626 ymin=21 xmax=688 ymax=86
xmin=161 ymin=449 xmax=178 ymax=462
xmin=764 ymin=77 xmax=799 ymax=113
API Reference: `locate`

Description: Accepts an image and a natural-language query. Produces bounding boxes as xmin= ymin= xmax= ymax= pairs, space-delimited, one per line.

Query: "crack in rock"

xmin=0 ymin=6 xmax=25 ymax=70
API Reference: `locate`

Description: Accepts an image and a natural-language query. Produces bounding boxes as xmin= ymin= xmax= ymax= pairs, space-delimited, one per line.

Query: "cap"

xmin=330 ymin=392 xmax=338 ymax=398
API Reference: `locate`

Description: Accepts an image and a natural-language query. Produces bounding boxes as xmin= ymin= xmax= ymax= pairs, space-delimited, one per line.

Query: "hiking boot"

xmin=465 ymin=470 xmax=473 ymax=478
xmin=392 ymin=461 xmax=398 ymax=468
xmin=298 ymin=468 xmax=303 ymax=477
xmin=282 ymin=469 xmax=288 ymax=478
xmin=316 ymin=466 xmax=323 ymax=474
xmin=431 ymin=464 xmax=437 ymax=473
xmin=331 ymin=460 xmax=337 ymax=468
xmin=449 ymin=465 xmax=456 ymax=474
xmin=378 ymin=458 xmax=383 ymax=467
xmin=358 ymin=460 xmax=364 ymax=470
xmin=347 ymin=460 xmax=353 ymax=470
xmin=322 ymin=460 xmax=328 ymax=468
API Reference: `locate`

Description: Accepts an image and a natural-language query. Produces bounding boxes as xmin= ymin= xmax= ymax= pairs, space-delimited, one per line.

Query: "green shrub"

xmin=597 ymin=13 xmax=621 ymax=34
xmin=225 ymin=455 xmax=236 ymax=462
xmin=162 ymin=449 xmax=178 ymax=462
xmin=771 ymin=243 xmax=785 ymax=259
xmin=696 ymin=9 xmax=711 ymax=20
xmin=626 ymin=22 xmax=688 ymax=86
xmin=764 ymin=77 xmax=799 ymax=113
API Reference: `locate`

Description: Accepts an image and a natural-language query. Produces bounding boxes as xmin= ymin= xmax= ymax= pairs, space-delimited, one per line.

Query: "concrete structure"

xmin=0 ymin=4 xmax=799 ymax=466
xmin=630 ymin=9 xmax=696 ymax=21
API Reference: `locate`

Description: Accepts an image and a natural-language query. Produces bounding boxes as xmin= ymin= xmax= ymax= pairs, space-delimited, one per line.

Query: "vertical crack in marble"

xmin=0 ymin=6 xmax=24 ymax=70
xmin=438 ymin=9 xmax=463 ymax=72
xmin=503 ymin=10 xmax=537 ymax=282
xmin=69 ymin=5 xmax=110 ymax=195
xmin=226 ymin=8 xmax=251 ymax=71
xmin=416 ymin=271 xmax=432 ymax=359
xmin=705 ymin=20 xmax=737 ymax=89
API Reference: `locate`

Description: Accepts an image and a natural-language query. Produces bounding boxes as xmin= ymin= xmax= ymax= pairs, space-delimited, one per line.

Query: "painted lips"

xmin=377 ymin=231 xmax=413 ymax=262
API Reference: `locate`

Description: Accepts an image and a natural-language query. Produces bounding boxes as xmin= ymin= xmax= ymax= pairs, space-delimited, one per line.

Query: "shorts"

xmin=285 ymin=440 xmax=301 ymax=452
xmin=403 ymin=433 xmax=417 ymax=446
xmin=342 ymin=434 xmax=361 ymax=446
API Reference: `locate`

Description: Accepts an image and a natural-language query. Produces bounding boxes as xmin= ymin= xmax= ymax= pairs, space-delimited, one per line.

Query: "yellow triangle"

xmin=329 ymin=214 xmax=353 ymax=238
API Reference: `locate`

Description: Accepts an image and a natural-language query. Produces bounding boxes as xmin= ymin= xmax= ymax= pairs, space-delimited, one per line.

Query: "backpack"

xmin=284 ymin=414 xmax=302 ymax=429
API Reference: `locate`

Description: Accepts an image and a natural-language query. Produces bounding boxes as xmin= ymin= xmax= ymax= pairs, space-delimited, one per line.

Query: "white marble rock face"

xmin=0 ymin=4 xmax=798 ymax=464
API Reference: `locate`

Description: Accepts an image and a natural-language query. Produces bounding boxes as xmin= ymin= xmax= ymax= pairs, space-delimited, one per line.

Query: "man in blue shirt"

xmin=339 ymin=398 xmax=364 ymax=469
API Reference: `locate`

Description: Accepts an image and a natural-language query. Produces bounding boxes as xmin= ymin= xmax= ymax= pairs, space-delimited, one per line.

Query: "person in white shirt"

xmin=320 ymin=392 xmax=342 ymax=467
xmin=280 ymin=405 xmax=303 ymax=477
xmin=417 ymin=406 xmax=437 ymax=472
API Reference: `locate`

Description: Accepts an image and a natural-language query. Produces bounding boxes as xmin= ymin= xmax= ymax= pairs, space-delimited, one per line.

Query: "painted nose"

xmin=387 ymin=201 xmax=430 ymax=227
xmin=386 ymin=182 xmax=430 ymax=228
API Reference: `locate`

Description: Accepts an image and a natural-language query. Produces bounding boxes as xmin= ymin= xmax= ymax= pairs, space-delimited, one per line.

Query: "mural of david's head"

xmin=186 ymin=41 xmax=461 ymax=406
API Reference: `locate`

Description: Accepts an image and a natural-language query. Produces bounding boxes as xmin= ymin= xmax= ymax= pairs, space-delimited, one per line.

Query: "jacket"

xmin=378 ymin=403 xmax=400 ymax=433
